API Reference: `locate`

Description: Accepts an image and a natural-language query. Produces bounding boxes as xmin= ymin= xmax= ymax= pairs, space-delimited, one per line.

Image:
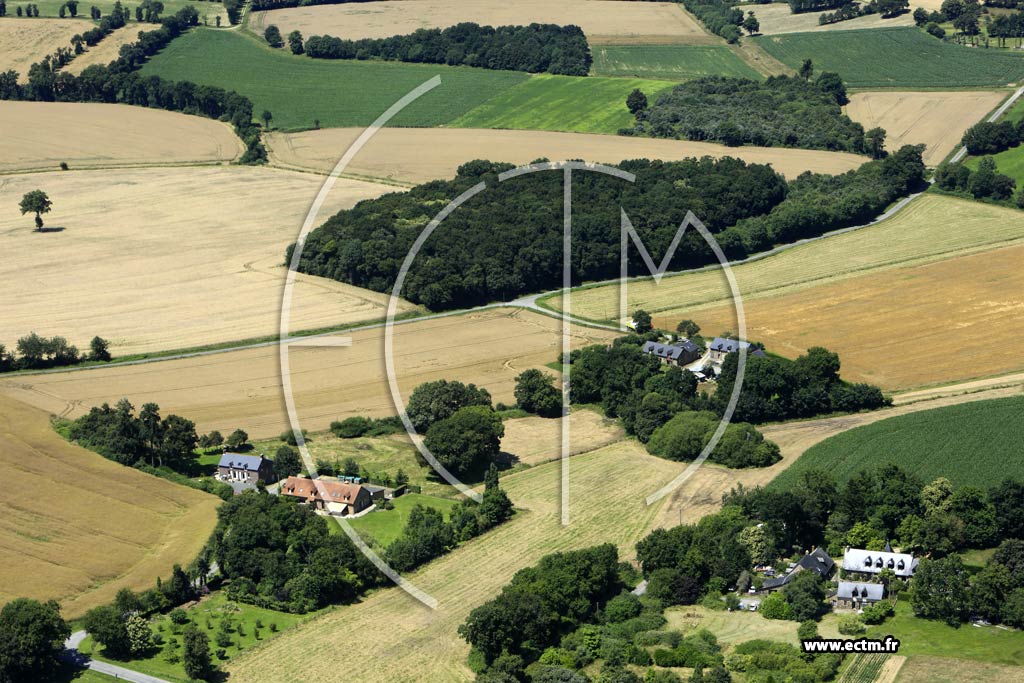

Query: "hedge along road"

xmin=10 ymin=83 xmax=1018 ymax=380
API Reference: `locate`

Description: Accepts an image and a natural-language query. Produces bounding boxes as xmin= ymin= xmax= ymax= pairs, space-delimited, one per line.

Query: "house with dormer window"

xmin=841 ymin=545 xmax=917 ymax=579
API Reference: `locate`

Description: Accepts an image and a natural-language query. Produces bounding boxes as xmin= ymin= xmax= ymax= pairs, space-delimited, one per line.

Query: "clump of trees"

xmin=631 ymin=75 xmax=864 ymax=151
xmin=961 ymin=120 xmax=1023 ymax=156
xmin=406 ymin=379 xmax=493 ymax=433
xmin=0 ymin=599 xmax=70 ymax=682
xmin=423 ymin=405 xmax=504 ymax=474
xmin=0 ymin=331 xmax=111 ymax=372
xmin=67 ymin=399 xmax=200 ymax=471
xmin=514 ymin=369 xmax=561 ymax=418
xmin=935 ymin=157 xmax=1017 ymax=203
xmin=329 ymin=415 xmax=403 ymax=438
xmin=646 ymin=411 xmax=782 ymax=468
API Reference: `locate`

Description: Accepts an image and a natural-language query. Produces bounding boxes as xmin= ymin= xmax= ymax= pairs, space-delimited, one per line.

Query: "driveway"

xmin=64 ymin=631 xmax=173 ymax=683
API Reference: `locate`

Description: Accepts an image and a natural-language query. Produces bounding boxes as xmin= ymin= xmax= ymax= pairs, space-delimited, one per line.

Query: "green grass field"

xmin=347 ymin=492 xmax=461 ymax=547
xmin=755 ymin=27 xmax=1024 ymax=88
xmin=141 ymin=28 xmax=529 ymax=130
xmin=450 ymin=73 xmax=675 ymax=134
xmin=771 ymin=396 xmax=1024 ymax=491
xmin=80 ymin=591 xmax=308 ymax=683
xmin=966 ymin=144 xmax=1024 ymax=187
xmin=591 ymin=45 xmax=762 ymax=82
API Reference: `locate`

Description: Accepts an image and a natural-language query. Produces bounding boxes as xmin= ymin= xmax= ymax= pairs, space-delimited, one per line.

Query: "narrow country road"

xmin=949 ymin=83 xmax=1024 ymax=164
xmin=64 ymin=631 xmax=174 ymax=683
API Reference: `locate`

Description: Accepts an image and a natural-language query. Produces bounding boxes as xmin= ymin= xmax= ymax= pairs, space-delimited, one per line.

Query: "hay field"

xmin=556 ymin=194 xmax=1024 ymax=323
xmin=500 ymin=410 xmax=624 ymax=467
xmin=896 ymin=656 xmax=1024 ymax=683
xmin=0 ymin=309 xmax=617 ymax=439
xmin=0 ymin=102 xmax=243 ymax=172
xmin=0 ymin=394 xmax=220 ymax=619
xmin=266 ymin=127 xmax=867 ymax=184
xmin=63 ymin=26 xmax=145 ymax=75
xmin=681 ymin=241 xmax=1024 ymax=390
xmin=0 ymin=18 xmax=82 ymax=81
xmin=0 ymin=166 xmax=405 ymax=355
xmin=747 ymin=3 xmax=914 ymax=35
xmin=251 ymin=0 xmax=718 ymax=45
xmin=846 ymin=90 xmax=1005 ymax=166
xmin=226 ymin=439 xmax=749 ymax=683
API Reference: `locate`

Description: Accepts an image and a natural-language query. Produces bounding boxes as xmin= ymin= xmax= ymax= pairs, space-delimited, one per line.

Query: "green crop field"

xmin=591 ymin=45 xmax=762 ymax=81
xmin=967 ymin=145 xmax=1024 ymax=186
xmin=450 ymin=73 xmax=675 ymax=134
xmin=347 ymin=493 xmax=461 ymax=548
xmin=141 ymin=28 xmax=529 ymax=130
xmin=838 ymin=653 xmax=889 ymax=683
xmin=755 ymin=27 xmax=1024 ymax=88
xmin=771 ymin=396 xmax=1024 ymax=491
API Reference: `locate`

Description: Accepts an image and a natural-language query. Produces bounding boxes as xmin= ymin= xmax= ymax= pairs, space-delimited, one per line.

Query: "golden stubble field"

xmin=0 ymin=18 xmax=82 ymax=81
xmin=251 ymin=0 xmax=719 ymax=45
xmin=0 ymin=165 xmax=410 ymax=355
xmin=748 ymin=3 xmax=915 ymax=35
xmin=845 ymin=90 xmax=1006 ymax=166
xmin=0 ymin=309 xmax=617 ymax=439
xmin=266 ymin=127 xmax=867 ymax=184
xmin=0 ymin=102 xmax=244 ymax=172
xmin=500 ymin=409 xmax=624 ymax=467
xmin=0 ymin=394 xmax=220 ymax=619
xmin=62 ymin=26 xmax=146 ymax=75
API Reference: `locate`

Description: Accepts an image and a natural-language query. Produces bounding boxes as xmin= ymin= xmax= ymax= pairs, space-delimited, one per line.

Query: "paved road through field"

xmin=65 ymin=631 xmax=174 ymax=683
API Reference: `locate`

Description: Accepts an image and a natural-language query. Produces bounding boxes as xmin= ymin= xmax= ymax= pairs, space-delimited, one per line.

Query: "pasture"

xmin=0 ymin=101 xmax=243 ymax=172
xmin=63 ymin=26 xmax=145 ymax=75
xmin=141 ymin=28 xmax=529 ymax=130
xmin=348 ymin=493 xmax=462 ymax=547
xmin=845 ymin=90 xmax=1006 ymax=166
xmin=770 ymin=395 xmax=1024 ymax=490
xmin=0 ymin=18 xmax=82 ymax=81
xmin=0 ymin=166 xmax=403 ymax=355
xmin=265 ymin=127 xmax=867 ymax=184
xmin=896 ymin=656 xmax=1024 ymax=683
xmin=680 ymin=240 xmax=1024 ymax=389
xmin=591 ymin=45 xmax=762 ymax=81
xmin=557 ymin=194 xmax=1024 ymax=325
xmin=250 ymin=0 xmax=718 ymax=45
xmin=748 ymin=2 xmax=914 ymax=35
xmin=0 ymin=309 xmax=617 ymax=439
xmin=450 ymin=74 xmax=675 ymax=134
xmin=968 ymin=143 xmax=1024 ymax=186
xmin=755 ymin=27 xmax=1024 ymax=87
xmin=0 ymin=394 xmax=220 ymax=620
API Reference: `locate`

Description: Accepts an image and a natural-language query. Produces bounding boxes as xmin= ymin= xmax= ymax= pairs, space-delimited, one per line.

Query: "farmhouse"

xmin=280 ymin=476 xmax=373 ymax=516
xmin=216 ymin=453 xmax=275 ymax=486
xmin=841 ymin=547 xmax=917 ymax=578
xmin=642 ymin=340 xmax=701 ymax=366
xmin=833 ymin=581 xmax=886 ymax=609
xmin=707 ymin=337 xmax=765 ymax=363
xmin=763 ymin=547 xmax=836 ymax=591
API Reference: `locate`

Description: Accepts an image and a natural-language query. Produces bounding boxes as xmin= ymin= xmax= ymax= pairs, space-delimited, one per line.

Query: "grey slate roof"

xmin=217 ymin=453 xmax=267 ymax=471
xmin=797 ymin=547 xmax=836 ymax=578
xmin=842 ymin=548 xmax=917 ymax=577
xmin=710 ymin=337 xmax=749 ymax=353
xmin=837 ymin=581 xmax=885 ymax=601
xmin=642 ymin=340 xmax=699 ymax=361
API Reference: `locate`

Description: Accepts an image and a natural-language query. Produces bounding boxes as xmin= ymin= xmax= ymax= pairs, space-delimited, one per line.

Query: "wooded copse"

xmin=303 ymin=23 xmax=592 ymax=76
xmin=0 ymin=7 xmax=268 ymax=164
xmin=630 ymin=75 xmax=863 ymax=152
xmin=0 ymin=332 xmax=110 ymax=372
xmin=293 ymin=149 xmax=925 ymax=311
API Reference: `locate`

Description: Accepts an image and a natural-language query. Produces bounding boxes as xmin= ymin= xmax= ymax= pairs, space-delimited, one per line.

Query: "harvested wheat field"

xmin=846 ymin=90 xmax=1005 ymax=165
xmin=0 ymin=309 xmax=617 ymax=439
xmin=0 ymin=166 xmax=406 ymax=355
xmin=0 ymin=102 xmax=244 ymax=172
xmin=251 ymin=0 xmax=718 ymax=46
xmin=62 ymin=26 xmax=145 ymax=75
xmin=557 ymin=194 xmax=1024 ymax=323
xmin=896 ymin=656 xmax=1024 ymax=683
xmin=0 ymin=394 xmax=219 ymax=619
xmin=500 ymin=409 xmax=624 ymax=467
xmin=266 ymin=127 xmax=867 ymax=184
xmin=227 ymin=442 xmax=711 ymax=683
xmin=0 ymin=18 xmax=82 ymax=81
xmin=676 ymin=241 xmax=1024 ymax=390
xmin=747 ymin=3 xmax=914 ymax=35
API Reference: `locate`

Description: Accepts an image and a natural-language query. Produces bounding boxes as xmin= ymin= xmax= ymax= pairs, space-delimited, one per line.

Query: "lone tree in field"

xmin=799 ymin=58 xmax=814 ymax=80
xmin=264 ymin=24 xmax=283 ymax=48
xmin=742 ymin=11 xmax=759 ymax=35
xmin=626 ymin=88 xmax=648 ymax=116
xmin=19 ymin=190 xmax=52 ymax=231
xmin=89 ymin=336 xmax=111 ymax=361
xmin=261 ymin=110 xmax=273 ymax=129
xmin=288 ymin=29 xmax=304 ymax=55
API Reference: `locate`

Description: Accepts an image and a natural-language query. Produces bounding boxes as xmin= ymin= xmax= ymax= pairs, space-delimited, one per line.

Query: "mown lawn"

xmin=755 ymin=27 xmax=1024 ymax=88
xmin=80 ymin=592 xmax=309 ymax=683
xmin=347 ymin=492 xmax=462 ymax=547
xmin=451 ymin=73 xmax=675 ymax=134
xmin=770 ymin=395 xmax=1024 ymax=490
xmin=591 ymin=45 xmax=762 ymax=81
xmin=141 ymin=28 xmax=529 ymax=130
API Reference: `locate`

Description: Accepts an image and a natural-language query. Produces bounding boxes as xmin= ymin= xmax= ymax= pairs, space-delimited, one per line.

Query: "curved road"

xmin=65 ymin=630 xmax=173 ymax=683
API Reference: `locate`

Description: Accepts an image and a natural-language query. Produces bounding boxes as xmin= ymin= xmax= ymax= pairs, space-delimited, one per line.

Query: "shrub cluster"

xmin=67 ymin=399 xmax=200 ymax=471
xmin=0 ymin=332 xmax=110 ymax=372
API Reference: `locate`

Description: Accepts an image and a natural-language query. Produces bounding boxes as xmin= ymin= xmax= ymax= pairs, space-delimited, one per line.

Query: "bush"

xmin=838 ymin=615 xmax=866 ymax=635
xmin=169 ymin=608 xmax=188 ymax=625
xmin=605 ymin=593 xmax=643 ymax=623
xmin=330 ymin=416 xmax=370 ymax=438
xmin=759 ymin=592 xmax=795 ymax=621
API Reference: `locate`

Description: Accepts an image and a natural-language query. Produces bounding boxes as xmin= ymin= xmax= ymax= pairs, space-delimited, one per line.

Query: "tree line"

xmin=819 ymin=0 xmax=909 ymax=25
xmin=300 ymin=23 xmax=592 ymax=76
xmin=0 ymin=6 xmax=268 ymax=164
xmin=628 ymin=73 xmax=865 ymax=152
xmin=0 ymin=332 xmax=110 ymax=372
xmin=295 ymin=149 xmax=924 ymax=312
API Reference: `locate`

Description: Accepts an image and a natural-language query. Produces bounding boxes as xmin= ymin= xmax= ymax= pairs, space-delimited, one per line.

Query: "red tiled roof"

xmin=280 ymin=476 xmax=364 ymax=504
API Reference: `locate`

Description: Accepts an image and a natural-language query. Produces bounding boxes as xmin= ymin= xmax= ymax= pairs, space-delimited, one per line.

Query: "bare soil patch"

xmin=0 ymin=166 xmax=403 ymax=355
xmin=0 ymin=18 xmax=82 ymax=81
xmin=846 ymin=90 xmax=1005 ymax=166
xmin=251 ymin=0 xmax=719 ymax=45
xmin=266 ymin=127 xmax=866 ymax=184
xmin=0 ymin=101 xmax=244 ymax=172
